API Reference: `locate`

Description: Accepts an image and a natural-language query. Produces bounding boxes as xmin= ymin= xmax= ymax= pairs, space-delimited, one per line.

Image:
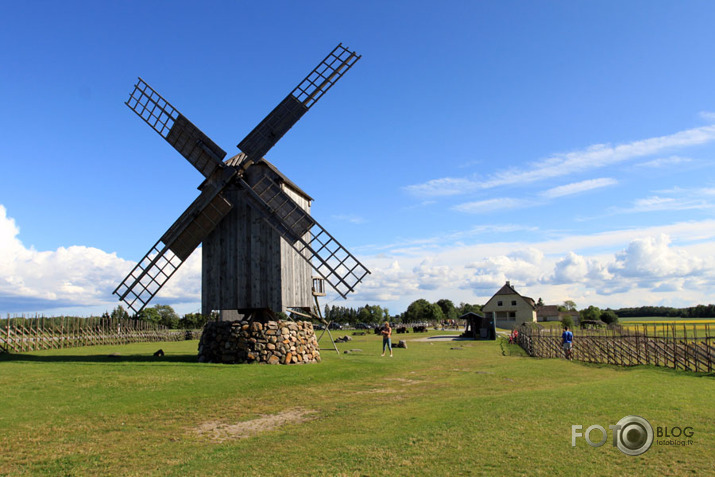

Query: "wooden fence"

xmin=516 ymin=324 xmax=715 ymax=373
xmin=0 ymin=317 xmax=201 ymax=354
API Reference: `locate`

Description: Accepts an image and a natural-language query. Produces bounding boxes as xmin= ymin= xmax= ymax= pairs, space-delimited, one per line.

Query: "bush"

xmin=601 ymin=310 xmax=619 ymax=324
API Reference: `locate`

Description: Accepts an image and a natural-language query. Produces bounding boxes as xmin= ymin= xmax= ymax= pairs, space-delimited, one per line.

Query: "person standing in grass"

xmin=562 ymin=326 xmax=573 ymax=360
xmin=381 ymin=321 xmax=393 ymax=357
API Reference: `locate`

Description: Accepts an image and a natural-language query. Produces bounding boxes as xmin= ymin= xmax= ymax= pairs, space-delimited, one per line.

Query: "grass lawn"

xmin=0 ymin=331 xmax=713 ymax=476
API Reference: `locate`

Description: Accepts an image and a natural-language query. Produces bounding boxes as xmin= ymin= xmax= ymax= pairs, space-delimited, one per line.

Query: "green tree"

xmin=563 ymin=300 xmax=577 ymax=311
xmin=136 ymin=305 xmax=179 ymax=328
xmin=601 ymin=310 xmax=619 ymax=325
xmin=436 ymin=299 xmax=457 ymax=321
xmin=110 ymin=305 xmax=129 ymax=321
xmin=561 ymin=315 xmax=574 ymax=329
xmin=179 ymin=313 xmax=208 ymax=329
xmin=580 ymin=305 xmax=601 ymax=322
xmin=457 ymin=302 xmax=482 ymax=316
xmin=425 ymin=303 xmax=445 ymax=323
xmin=357 ymin=304 xmax=390 ymax=325
xmin=136 ymin=307 xmax=160 ymax=324
xmin=155 ymin=305 xmax=179 ymax=328
xmin=405 ymin=299 xmax=431 ymax=322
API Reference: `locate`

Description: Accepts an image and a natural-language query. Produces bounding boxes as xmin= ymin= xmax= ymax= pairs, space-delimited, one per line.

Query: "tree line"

xmin=325 ymin=299 xmax=482 ymax=325
xmin=1 ymin=305 xmax=211 ymax=331
xmin=5 ymin=301 xmax=712 ymax=332
xmin=614 ymin=305 xmax=715 ymax=318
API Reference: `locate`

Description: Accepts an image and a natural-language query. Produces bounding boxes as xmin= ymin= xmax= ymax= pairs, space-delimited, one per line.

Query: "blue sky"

xmin=1 ymin=1 xmax=715 ymax=316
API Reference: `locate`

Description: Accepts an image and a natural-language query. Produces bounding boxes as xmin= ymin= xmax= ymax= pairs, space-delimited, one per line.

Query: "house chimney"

xmin=506 ymin=280 xmax=511 ymax=287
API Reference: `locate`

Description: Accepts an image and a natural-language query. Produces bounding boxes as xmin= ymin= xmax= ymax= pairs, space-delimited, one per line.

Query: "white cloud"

xmin=404 ymin=124 xmax=715 ymax=197
xmin=349 ymin=221 xmax=715 ymax=311
xmin=331 ymin=214 xmax=367 ymax=225
xmin=4 ymin=199 xmax=715 ymax=316
xmin=0 ymin=204 xmax=201 ymax=314
xmin=355 ymin=223 xmax=537 ymax=255
xmin=482 ymin=124 xmax=715 ymax=188
xmin=635 ymin=155 xmax=692 ymax=168
xmin=463 ymin=248 xmax=545 ymax=292
xmin=0 ymin=205 xmax=130 ymax=311
xmin=542 ymin=178 xmax=618 ymax=199
xmin=609 ymin=234 xmax=704 ymax=279
xmin=403 ymin=177 xmax=478 ymax=197
xmin=452 ymin=197 xmax=527 ymax=214
xmin=699 ymin=111 xmax=715 ymax=122
xmin=155 ymin=252 xmax=201 ymax=303
xmin=615 ymin=187 xmax=715 ymax=214
xmin=413 ymin=258 xmax=459 ymax=290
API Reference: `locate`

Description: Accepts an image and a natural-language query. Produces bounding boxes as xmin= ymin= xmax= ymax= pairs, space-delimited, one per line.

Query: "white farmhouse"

xmin=482 ymin=281 xmax=537 ymax=330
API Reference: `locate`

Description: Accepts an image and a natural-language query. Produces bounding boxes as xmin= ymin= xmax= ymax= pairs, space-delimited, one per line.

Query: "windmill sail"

xmin=297 ymin=220 xmax=371 ymax=298
xmin=238 ymin=43 xmax=360 ymax=165
xmin=126 ymin=78 xmax=227 ymax=177
xmin=113 ymin=240 xmax=182 ymax=315
xmin=160 ymin=189 xmax=233 ymax=261
xmin=248 ymin=174 xmax=315 ymax=241
xmin=114 ymin=190 xmax=233 ymax=314
xmin=238 ymin=177 xmax=370 ymax=298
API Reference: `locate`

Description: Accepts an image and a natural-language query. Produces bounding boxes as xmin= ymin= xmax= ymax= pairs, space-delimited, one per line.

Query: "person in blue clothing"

xmin=562 ymin=326 xmax=574 ymax=360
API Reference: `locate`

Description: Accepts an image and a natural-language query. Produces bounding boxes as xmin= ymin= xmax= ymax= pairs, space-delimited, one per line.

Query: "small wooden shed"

xmin=460 ymin=312 xmax=496 ymax=340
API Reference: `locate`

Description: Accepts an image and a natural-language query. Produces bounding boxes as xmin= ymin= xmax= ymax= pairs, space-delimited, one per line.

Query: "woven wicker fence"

xmin=516 ymin=323 xmax=715 ymax=373
xmin=0 ymin=317 xmax=201 ymax=353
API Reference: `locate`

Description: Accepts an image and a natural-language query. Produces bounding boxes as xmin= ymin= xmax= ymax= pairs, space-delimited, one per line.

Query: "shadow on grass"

xmin=574 ymin=359 xmax=715 ymax=377
xmin=0 ymin=352 xmax=198 ymax=365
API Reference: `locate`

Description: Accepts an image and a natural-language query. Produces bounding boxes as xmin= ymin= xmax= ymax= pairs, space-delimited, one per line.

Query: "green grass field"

xmin=1 ymin=332 xmax=713 ymax=476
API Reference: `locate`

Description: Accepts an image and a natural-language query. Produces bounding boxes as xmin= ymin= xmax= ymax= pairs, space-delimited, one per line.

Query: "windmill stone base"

xmin=197 ymin=320 xmax=320 ymax=365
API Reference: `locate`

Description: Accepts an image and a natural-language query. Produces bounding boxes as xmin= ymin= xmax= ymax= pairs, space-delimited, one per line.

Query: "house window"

xmin=511 ymin=300 xmax=517 ymax=306
xmin=497 ymin=301 xmax=503 ymax=306
xmin=509 ymin=312 xmax=516 ymax=319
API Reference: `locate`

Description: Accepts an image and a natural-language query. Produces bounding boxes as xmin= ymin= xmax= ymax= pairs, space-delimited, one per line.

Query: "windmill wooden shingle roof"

xmin=225 ymin=154 xmax=314 ymax=202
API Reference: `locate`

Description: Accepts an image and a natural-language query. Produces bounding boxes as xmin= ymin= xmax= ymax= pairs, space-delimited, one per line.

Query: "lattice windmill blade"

xmin=160 ymin=187 xmax=234 ymax=261
xmin=238 ymin=177 xmax=370 ymax=298
xmin=237 ymin=43 xmax=360 ymax=167
xmin=247 ymin=174 xmax=316 ymax=241
xmin=113 ymin=189 xmax=233 ymax=314
xmin=297 ymin=221 xmax=371 ymax=298
xmin=126 ymin=78 xmax=227 ymax=178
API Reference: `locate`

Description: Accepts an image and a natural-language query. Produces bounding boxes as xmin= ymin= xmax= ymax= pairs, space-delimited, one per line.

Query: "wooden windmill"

xmin=114 ymin=44 xmax=370 ymax=320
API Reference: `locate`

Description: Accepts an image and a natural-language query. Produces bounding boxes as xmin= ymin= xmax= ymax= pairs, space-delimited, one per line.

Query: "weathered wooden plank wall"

xmin=202 ymin=162 xmax=313 ymax=317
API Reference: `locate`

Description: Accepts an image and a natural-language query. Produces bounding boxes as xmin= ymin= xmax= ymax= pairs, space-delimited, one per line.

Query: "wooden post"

xmin=683 ymin=324 xmax=690 ymax=372
xmin=708 ymin=324 xmax=713 ymax=373
xmin=671 ymin=324 xmax=676 ymax=370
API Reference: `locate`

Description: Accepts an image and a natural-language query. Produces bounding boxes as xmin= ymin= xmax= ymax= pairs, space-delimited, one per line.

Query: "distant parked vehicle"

xmin=328 ymin=322 xmax=343 ymax=330
xmin=355 ymin=323 xmax=371 ymax=329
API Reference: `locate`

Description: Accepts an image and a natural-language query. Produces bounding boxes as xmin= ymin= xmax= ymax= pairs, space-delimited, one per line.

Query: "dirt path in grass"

xmin=193 ymin=408 xmax=316 ymax=442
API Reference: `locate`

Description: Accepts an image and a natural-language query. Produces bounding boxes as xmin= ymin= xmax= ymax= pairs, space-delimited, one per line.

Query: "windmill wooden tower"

xmin=114 ymin=44 xmax=370 ymax=320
